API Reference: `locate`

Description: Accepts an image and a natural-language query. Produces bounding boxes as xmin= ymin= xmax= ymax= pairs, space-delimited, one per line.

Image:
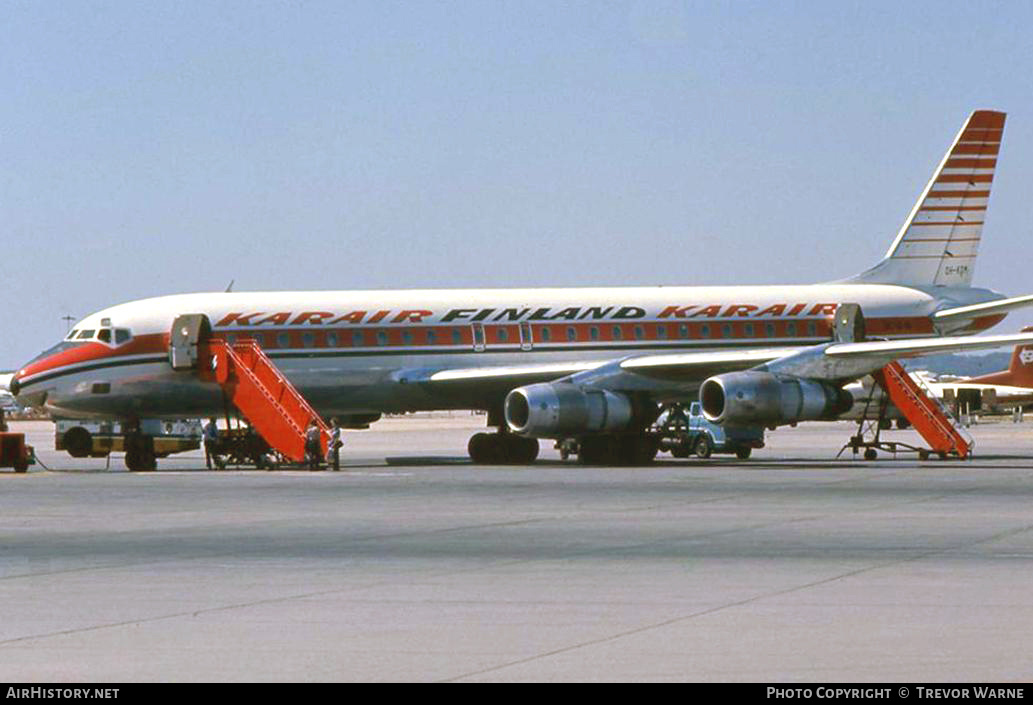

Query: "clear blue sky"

xmin=3 ymin=1 xmax=1032 ymax=368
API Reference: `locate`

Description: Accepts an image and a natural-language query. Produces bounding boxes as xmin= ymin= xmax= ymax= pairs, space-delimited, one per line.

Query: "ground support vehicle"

xmin=0 ymin=432 xmax=34 ymax=473
xmin=654 ymin=402 xmax=764 ymax=460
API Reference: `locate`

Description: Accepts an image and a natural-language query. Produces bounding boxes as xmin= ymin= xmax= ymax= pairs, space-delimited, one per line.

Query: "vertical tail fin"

xmin=848 ymin=110 xmax=1005 ymax=288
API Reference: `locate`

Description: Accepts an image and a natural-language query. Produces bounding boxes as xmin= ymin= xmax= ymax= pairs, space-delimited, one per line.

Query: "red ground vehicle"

xmin=0 ymin=432 xmax=34 ymax=473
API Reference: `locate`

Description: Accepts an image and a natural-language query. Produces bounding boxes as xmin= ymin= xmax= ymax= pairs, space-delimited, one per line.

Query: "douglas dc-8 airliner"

xmin=13 ymin=110 xmax=1033 ymax=468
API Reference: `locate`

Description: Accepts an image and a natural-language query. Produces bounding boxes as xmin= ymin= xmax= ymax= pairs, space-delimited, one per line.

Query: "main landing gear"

xmin=577 ymin=433 xmax=659 ymax=466
xmin=468 ymin=431 xmax=540 ymax=465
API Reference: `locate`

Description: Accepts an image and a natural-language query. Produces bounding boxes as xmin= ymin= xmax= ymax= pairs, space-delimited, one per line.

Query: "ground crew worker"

xmin=304 ymin=420 xmax=322 ymax=470
xmin=325 ymin=417 xmax=342 ymax=471
xmin=203 ymin=418 xmax=223 ymax=470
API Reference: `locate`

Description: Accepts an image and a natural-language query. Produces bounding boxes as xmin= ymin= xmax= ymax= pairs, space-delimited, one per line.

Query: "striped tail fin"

xmin=849 ymin=110 xmax=1005 ymax=288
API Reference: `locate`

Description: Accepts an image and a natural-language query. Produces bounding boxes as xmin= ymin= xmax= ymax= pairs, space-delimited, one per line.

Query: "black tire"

xmin=578 ymin=436 xmax=609 ymax=465
xmin=63 ymin=427 xmax=93 ymax=458
xmin=695 ymin=434 xmax=712 ymax=459
xmin=735 ymin=446 xmax=752 ymax=460
xmin=621 ymin=435 xmax=658 ymax=466
xmin=896 ymin=418 xmax=911 ymax=430
xmin=14 ymin=461 xmax=28 ymax=473
xmin=864 ymin=448 xmax=878 ymax=461
xmin=500 ymin=434 xmax=539 ymax=465
xmin=468 ymin=432 xmax=495 ymax=464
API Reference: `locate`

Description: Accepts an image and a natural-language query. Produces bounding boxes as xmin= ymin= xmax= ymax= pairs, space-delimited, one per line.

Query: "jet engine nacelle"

xmin=700 ymin=371 xmax=853 ymax=427
xmin=504 ymin=383 xmax=635 ymax=438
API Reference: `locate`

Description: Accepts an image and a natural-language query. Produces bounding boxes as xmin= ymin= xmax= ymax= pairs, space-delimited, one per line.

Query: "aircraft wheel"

xmin=125 ymin=433 xmax=157 ymax=471
xmin=63 ymin=427 xmax=93 ymax=458
xmin=864 ymin=448 xmax=878 ymax=461
xmin=503 ymin=435 xmax=539 ymax=465
xmin=468 ymin=432 xmax=497 ymax=464
xmin=618 ymin=435 xmax=658 ymax=466
xmin=695 ymin=434 xmax=713 ymax=459
xmin=578 ymin=436 xmax=609 ymax=465
xmin=735 ymin=446 xmax=752 ymax=460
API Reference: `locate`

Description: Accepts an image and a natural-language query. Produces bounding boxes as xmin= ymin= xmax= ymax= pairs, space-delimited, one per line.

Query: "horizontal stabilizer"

xmin=933 ymin=293 xmax=1033 ymax=321
xmin=826 ymin=332 xmax=1033 ymax=360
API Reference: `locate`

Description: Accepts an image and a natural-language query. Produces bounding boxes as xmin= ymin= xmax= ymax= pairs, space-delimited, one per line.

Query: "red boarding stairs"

xmin=873 ymin=361 xmax=973 ymax=459
xmin=198 ymin=339 xmax=328 ymax=463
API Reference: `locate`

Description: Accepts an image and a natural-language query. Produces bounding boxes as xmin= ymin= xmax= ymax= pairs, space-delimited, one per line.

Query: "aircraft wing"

xmin=933 ymin=293 xmax=1033 ymax=322
xmin=420 ymin=348 xmax=803 ymax=387
xmin=611 ymin=332 xmax=1033 ymax=385
xmin=410 ymin=333 xmax=1033 ymax=410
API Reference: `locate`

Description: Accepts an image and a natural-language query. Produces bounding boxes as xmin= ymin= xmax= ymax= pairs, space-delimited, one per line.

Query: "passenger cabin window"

xmin=327 ymin=332 xmax=338 ymax=347
xmin=277 ymin=333 xmax=290 ymax=348
xmin=426 ymin=330 xmax=437 ymax=344
xmin=302 ymin=333 xmax=315 ymax=348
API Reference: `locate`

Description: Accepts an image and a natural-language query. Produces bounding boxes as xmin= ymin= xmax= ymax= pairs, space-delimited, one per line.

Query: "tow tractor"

xmin=0 ymin=431 xmax=34 ymax=473
xmin=654 ymin=402 xmax=764 ymax=460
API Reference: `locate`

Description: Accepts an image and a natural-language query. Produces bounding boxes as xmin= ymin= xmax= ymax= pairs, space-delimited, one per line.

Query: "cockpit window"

xmin=97 ymin=329 xmax=112 ymax=343
xmin=115 ymin=329 xmax=130 ymax=344
xmin=77 ymin=330 xmax=95 ymax=340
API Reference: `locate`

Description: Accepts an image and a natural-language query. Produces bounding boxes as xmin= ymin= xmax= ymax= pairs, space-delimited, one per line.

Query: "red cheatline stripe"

xmin=952 ymin=143 xmax=1000 ymax=155
xmin=944 ymin=158 xmax=997 ymax=169
xmin=926 ymin=190 xmax=990 ymax=198
xmin=936 ymin=173 xmax=994 ymax=183
xmin=909 ymin=221 xmax=984 ymax=226
xmin=918 ymin=205 xmax=987 ymax=211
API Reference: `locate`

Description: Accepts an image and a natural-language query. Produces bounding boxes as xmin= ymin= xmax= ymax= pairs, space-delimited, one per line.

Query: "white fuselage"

xmin=13 ymin=283 xmax=1005 ymax=420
